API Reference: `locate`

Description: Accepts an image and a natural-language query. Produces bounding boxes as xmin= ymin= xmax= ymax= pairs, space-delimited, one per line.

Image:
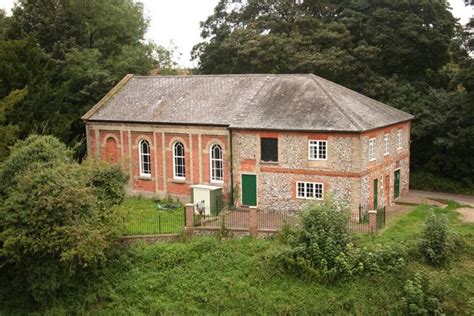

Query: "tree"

xmin=0 ymin=135 xmax=127 ymax=302
xmin=194 ymin=0 xmax=473 ymax=191
xmin=0 ymin=0 xmax=174 ymax=160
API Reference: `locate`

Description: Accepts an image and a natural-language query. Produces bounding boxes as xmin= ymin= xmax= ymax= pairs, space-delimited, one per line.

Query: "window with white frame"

xmin=308 ymin=140 xmax=327 ymax=160
xmin=210 ymin=144 xmax=223 ymax=182
xmin=384 ymin=134 xmax=390 ymax=155
xmin=297 ymin=182 xmax=323 ymax=199
xmin=369 ymin=138 xmax=376 ymax=161
xmin=397 ymin=130 xmax=403 ymax=150
xmin=173 ymin=142 xmax=185 ymax=179
xmin=139 ymin=139 xmax=151 ymax=177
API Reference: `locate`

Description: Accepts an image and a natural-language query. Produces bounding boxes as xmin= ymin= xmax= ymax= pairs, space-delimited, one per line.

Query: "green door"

xmin=394 ymin=170 xmax=400 ymax=199
xmin=373 ymin=178 xmax=378 ymax=209
xmin=242 ymin=174 xmax=257 ymax=207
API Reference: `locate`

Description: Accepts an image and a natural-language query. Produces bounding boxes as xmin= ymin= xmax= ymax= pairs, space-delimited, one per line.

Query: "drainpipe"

xmin=229 ymin=128 xmax=234 ymax=207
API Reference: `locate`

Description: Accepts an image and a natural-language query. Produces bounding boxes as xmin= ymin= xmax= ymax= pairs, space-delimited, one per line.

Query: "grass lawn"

xmin=2 ymin=201 xmax=473 ymax=314
xmin=118 ymin=197 xmax=185 ymax=235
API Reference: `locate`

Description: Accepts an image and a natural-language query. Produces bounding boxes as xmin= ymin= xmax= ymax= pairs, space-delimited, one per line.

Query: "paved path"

xmin=410 ymin=190 xmax=474 ymax=207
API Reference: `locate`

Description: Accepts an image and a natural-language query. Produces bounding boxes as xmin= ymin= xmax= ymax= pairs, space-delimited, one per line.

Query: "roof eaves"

xmin=81 ymin=74 xmax=134 ymax=121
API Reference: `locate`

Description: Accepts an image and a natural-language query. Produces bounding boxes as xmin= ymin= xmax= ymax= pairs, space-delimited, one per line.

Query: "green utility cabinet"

xmin=191 ymin=184 xmax=223 ymax=216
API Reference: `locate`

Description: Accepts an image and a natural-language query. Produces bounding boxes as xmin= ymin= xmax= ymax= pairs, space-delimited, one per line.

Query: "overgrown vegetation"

xmin=2 ymin=200 xmax=474 ymax=314
xmin=419 ymin=212 xmax=451 ymax=267
xmin=402 ymin=273 xmax=444 ymax=315
xmin=276 ymin=197 xmax=405 ymax=282
xmin=0 ymin=135 xmax=127 ymax=303
xmin=411 ymin=170 xmax=474 ymax=196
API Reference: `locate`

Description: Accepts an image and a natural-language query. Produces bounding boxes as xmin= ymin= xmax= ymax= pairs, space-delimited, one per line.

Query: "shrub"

xmin=276 ymin=196 xmax=406 ymax=282
xmin=0 ymin=136 xmax=127 ymax=303
xmin=419 ymin=211 xmax=449 ymax=266
xmin=276 ymin=196 xmax=361 ymax=282
xmin=402 ymin=273 xmax=443 ymax=315
xmin=82 ymin=159 xmax=128 ymax=210
xmin=360 ymin=245 xmax=407 ymax=275
xmin=0 ymin=134 xmax=72 ymax=198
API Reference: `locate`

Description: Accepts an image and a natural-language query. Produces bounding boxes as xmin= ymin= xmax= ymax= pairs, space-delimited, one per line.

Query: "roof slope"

xmin=82 ymin=74 xmax=413 ymax=132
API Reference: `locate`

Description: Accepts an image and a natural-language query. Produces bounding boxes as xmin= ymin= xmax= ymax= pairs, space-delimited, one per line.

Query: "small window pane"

xmin=319 ymin=141 xmax=327 ymax=159
xmin=297 ymin=182 xmax=305 ymax=198
xmin=315 ymin=183 xmax=323 ymax=199
xmin=306 ymin=183 xmax=314 ymax=198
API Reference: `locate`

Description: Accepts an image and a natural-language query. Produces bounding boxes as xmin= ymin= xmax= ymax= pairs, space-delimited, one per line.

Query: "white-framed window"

xmin=139 ymin=139 xmax=151 ymax=177
xmin=296 ymin=182 xmax=323 ymax=200
xmin=173 ymin=141 xmax=185 ymax=180
xmin=384 ymin=134 xmax=390 ymax=156
xmin=397 ymin=130 xmax=403 ymax=150
xmin=369 ymin=138 xmax=376 ymax=161
xmin=210 ymin=144 xmax=223 ymax=183
xmin=308 ymin=140 xmax=327 ymax=160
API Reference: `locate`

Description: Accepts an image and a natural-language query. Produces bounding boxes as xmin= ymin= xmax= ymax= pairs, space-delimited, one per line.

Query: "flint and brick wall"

xmin=86 ymin=120 xmax=411 ymax=215
xmin=232 ymin=121 xmax=411 ymax=214
xmin=86 ymin=122 xmax=231 ymax=202
xmin=361 ymin=121 xmax=411 ymax=209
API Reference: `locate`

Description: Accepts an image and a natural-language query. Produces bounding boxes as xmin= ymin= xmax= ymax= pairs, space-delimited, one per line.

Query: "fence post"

xmin=185 ymin=203 xmax=194 ymax=235
xmin=158 ymin=215 xmax=162 ymax=234
xmin=368 ymin=210 xmax=378 ymax=233
xmin=249 ymin=208 xmax=258 ymax=238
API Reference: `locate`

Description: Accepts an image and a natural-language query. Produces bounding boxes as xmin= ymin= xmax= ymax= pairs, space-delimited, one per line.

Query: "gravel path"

xmin=457 ymin=207 xmax=474 ymax=223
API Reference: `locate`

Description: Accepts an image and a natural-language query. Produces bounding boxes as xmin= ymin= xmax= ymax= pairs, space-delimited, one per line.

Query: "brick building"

xmin=82 ymin=74 xmax=413 ymax=213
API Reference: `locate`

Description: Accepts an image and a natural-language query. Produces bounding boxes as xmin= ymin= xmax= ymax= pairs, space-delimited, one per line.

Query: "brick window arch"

xmin=139 ymin=139 xmax=151 ymax=177
xmin=210 ymin=144 xmax=223 ymax=183
xmin=173 ymin=141 xmax=185 ymax=180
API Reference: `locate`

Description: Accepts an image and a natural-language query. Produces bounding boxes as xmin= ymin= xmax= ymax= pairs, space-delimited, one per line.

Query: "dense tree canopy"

xmin=193 ymin=0 xmax=473 ymax=191
xmin=0 ymin=0 xmax=172 ymax=159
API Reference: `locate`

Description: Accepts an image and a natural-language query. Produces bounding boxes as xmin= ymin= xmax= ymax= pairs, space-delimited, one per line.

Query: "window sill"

xmin=137 ymin=176 xmax=153 ymax=181
xmin=260 ymin=161 xmax=278 ymax=165
xmin=172 ymin=179 xmax=187 ymax=184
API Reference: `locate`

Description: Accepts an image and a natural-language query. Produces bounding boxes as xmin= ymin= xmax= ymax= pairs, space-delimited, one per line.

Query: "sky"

xmin=1 ymin=0 xmax=473 ymax=67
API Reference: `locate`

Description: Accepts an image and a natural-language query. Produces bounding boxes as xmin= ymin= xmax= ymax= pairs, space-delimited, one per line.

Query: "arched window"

xmin=139 ymin=139 xmax=151 ymax=177
xmin=173 ymin=142 xmax=185 ymax=179
xmin=210 ymin=144 xmax=223 ymax=182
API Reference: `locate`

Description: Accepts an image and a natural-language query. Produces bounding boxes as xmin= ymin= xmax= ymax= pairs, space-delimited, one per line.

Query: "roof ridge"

xmin=82 ymin=74 xmax=134 ymax=121
xmin=132 ymin=74 xmax=309 ymax=79
xmin=309 ymin=74 xmax=364 ymax=131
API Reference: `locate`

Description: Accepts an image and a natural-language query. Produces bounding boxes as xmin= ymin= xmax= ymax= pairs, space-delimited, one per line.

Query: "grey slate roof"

xmin=82 ymin=74 xmax=414 ymax=132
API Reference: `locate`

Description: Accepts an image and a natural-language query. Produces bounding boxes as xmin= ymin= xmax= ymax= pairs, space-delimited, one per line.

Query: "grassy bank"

xmin=1 ymin=203 xmax=473 ymax=314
